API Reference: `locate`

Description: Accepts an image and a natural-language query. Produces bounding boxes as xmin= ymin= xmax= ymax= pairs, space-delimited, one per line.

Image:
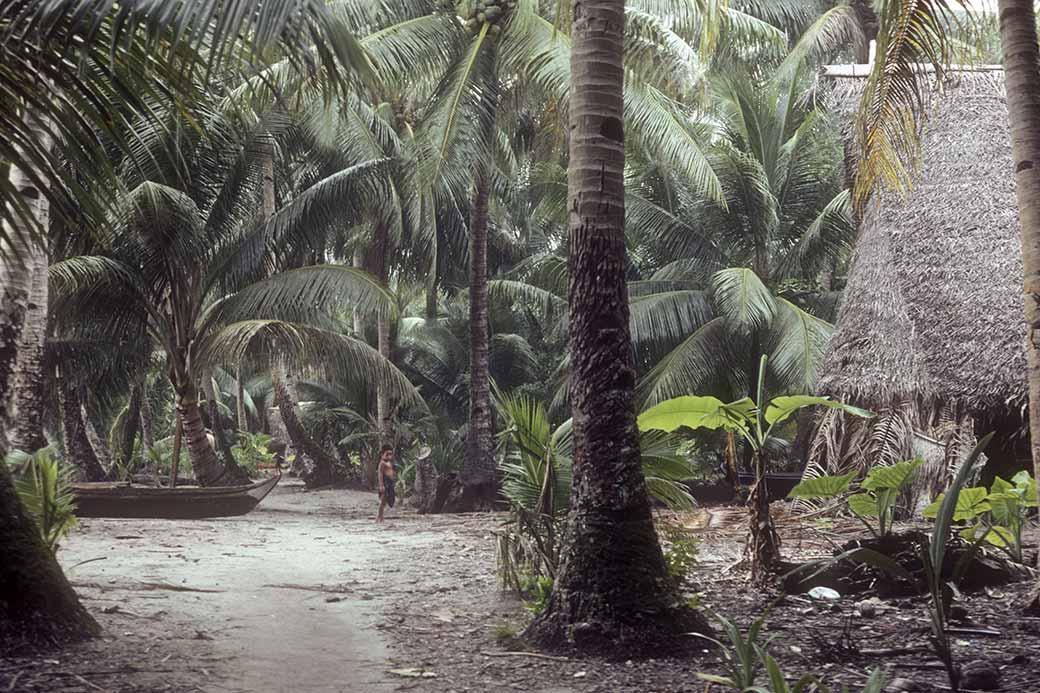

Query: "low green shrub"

xmin=660 ymin=522 xmax=700 ymax=586
xmin=693 ymin=610 xmax=887 ymax=692
xmin=6 ymin=447 xmax=79 ymax=552
xmin=787 ymin=459 xmax=923 ymax=538
xmin=231 ymin=432 xmax=278 ymax=475
xmin=923 ymin=468 xmax=1036 ymax=563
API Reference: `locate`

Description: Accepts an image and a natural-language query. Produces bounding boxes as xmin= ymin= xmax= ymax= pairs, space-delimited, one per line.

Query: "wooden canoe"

xmin=72 ymin=475 xmax=280 ymax=519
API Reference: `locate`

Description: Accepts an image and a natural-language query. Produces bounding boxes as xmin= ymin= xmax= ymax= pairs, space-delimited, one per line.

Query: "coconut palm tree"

xmin=358 ymin=0 xmax=794 ymax=507
xmin=0 ymin=0 xmax=377 ymax=650
xmin=526 ymin=0 xmax=712 ymax=650
xmin=50 ymin=102 xmax=418 ymax=486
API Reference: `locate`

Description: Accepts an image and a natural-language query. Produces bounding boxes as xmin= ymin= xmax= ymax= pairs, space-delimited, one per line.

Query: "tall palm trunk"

xmin=371 ymin=223 xmax=393 ymax=442
xmin=139 ymin=378 xmax=156 ymax=477
xmin=460 ymin=172 xmax=496 ymax=508
xmin=60 ymin=378 xmax=106 ymax=482
xmin=0 ymin=119 xmax=51 ymax=449
xmin=272 ymin=362 xmax=338 ymax=486
xmin=528 ymin=0 xmax=709 ymax=649
xmin=998 ymin=0 xmax=1040 ymax=577
xmin=203 ymin=378 xmax=248 ymax=484
xmin=117 ymin=380 xmax=143 ymax=474
xmin=236 ymin=366 xmax=248 ymax=432
xmin=0 ymin=112 xmax=97 ymax=644
xmin=353 ymin=248 xmax=367 ymax=336
xmin=426 ymin=229 xmax=439 ymax=320
xmin=175 ymin=382 xmax=231 ymax=486
xmin=9 ymin=249 xmax=49 ymax=453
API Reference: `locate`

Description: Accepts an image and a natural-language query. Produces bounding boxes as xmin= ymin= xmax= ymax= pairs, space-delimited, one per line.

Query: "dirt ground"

xmin=3 ymin=481 xmax=1040 ymax=692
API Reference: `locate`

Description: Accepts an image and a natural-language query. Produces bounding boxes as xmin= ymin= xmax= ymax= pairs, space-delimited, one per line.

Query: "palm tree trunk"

xmin=139 ymin=378 xmax=156 ymax=477
xmin=271 ymin=362 xmax=338 ymax=487
xmin=851 ymin=0 xmax=879 ymax=63
xmin=169 ymin=413 xmax=183 ymax=487
xmin=203 ymin=379 xmax=249 ymax=484
xmin=527 ymin=0 xmax=709 ymax=649
xmin=353 ymin=248 xmax=367 ymax=336
xmin=460 ymin=172 xmax=496 ymax=508
xmin=998 ymin=0 xmax=1040 ymax=596
xmin=236 ymin=366 xmax=249 ymax=432
xmin=80 ymin=393 xmax=112 ymax=470
xmin=371 ymin=222 xmax=393 ymax=442
xmin=176 ymin=383 xmax=231 ymax=486
xmin=118 ymin=380 xmax=143 ymax=475
xmin=426 ymin=231 xmax=439 ymax=320
xmin=60 ymin=380 xmax=106 ymax=482
xmin=0 ymin=119 xmax=51 ymax=449
xmin=9 ymin=253 xmax=49 ymax=454
xmin=0 ymin=113 xmax=97 ymax=645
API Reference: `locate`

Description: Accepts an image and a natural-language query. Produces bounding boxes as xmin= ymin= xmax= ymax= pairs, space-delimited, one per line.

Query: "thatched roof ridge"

xmin=817 ymin=69 xmax=1027 ymax=413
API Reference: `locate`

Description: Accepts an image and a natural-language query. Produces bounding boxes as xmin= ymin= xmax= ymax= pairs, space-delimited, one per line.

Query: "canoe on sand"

xmin=72 ymin=475 xmax=280 ymax=519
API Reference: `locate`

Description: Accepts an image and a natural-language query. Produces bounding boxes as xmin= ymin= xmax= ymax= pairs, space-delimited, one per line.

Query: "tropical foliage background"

xmin=0 ymin=0 xmax=1002 ymax=492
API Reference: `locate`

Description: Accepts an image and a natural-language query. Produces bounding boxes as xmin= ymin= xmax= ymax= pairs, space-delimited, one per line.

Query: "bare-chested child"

xmin=376 ymin=444 xmax=396 ymax=523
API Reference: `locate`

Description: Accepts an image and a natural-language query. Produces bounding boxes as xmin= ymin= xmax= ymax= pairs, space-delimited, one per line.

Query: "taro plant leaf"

xmin=923 ymin=487 xmax=991 ymax=521
xmin=990 ymin=476 xmax=1014 ymax=496
xmin=787 ymin=472 xmax=856 ymax=499
xmin=763 ymin=395 xmax=873 ymax=426
xmin=959 ymin=525 xmax=1015 ymax=548
xmin=987 ymin=492 xmax=1019 ymax=525
xmin=1011 ymin=470 xmax=1039 ymax=506
xmin=862 ymin=459 xmax=923 ymax=491
xmin=848 ymin=492 xmax=879 ymax=518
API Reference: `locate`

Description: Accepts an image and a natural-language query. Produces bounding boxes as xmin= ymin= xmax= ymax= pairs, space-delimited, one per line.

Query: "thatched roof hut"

xmin=808 ymin=67 xmax=1029 ymax=500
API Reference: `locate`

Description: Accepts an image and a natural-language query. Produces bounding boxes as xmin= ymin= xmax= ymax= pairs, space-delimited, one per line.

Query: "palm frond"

xmin=194 ymin=319 xmax=425 ymax=412
xmin=765 ymin=298 xmax=832 ymax=394
xmin=711 ymin=267 xmax=776 ymax=335
xmin=200 ymin=265 xmax=395 ymax=336
xmin=852 ymin=0 xmax=970 ymax=209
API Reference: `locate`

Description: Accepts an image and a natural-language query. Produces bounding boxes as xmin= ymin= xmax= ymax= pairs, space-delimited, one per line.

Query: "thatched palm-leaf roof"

xmin=818 ymin=69 xmax=1026 ymax=415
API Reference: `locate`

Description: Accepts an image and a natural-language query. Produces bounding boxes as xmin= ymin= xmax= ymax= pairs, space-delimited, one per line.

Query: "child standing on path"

xmin=376 ymin=444 xmax=396 ymax=523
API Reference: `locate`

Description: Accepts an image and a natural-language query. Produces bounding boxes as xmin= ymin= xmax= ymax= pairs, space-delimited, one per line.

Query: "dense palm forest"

xmin=7 ymin=0 xmax=1040 ymax=690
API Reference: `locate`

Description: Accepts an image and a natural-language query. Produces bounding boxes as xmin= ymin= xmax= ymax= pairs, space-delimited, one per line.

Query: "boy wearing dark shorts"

xmin=376 ymin=444 xmax=396 ymax=523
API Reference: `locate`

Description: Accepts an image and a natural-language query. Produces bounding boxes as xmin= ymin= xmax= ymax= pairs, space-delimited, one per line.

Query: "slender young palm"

xmin=528 ymin=0 xmax=710 ymax=649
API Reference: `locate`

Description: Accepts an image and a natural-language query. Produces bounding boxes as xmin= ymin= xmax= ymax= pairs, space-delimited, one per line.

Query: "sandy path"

xmin=59 ymin=481 xmax=405 ymax=693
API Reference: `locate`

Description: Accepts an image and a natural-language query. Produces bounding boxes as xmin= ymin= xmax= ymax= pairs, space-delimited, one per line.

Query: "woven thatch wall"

xmin=806 ymin=69 xmax=1027 ymax=502
xmin=820 ymin=70 xmax=1025 ymax=412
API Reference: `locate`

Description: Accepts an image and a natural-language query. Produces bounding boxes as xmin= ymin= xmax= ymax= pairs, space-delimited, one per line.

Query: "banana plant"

xmin=638 ymin=354 xmax=872 ymax=582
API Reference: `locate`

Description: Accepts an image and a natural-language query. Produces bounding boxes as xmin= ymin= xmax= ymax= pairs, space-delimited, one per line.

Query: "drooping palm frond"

xmin=1 ymin=0 xmax=375 ymax=239
xmin=765 ymin=298 xmax=833 ymax=394
xmin=851 ymin=0 xmax=971 ymax=209
xmin=200 ymin=264 xmax=395 ymax=335
xmin=193 ymin=319 xmax=425 ymax=413
xmin=775 ymin=189 xmax=855 ymax=279
xmin=638 ymin=317 xmax=740 ymax=407
xmin=778 ymin=4 xmax=865 ymax=76
xmin=628 ymin=283 xmax=714 ymax=354
xmin=625 ymin=83 xmax=726 ymax=205
xmin=639 ymin=430 xmax=697 ymax=510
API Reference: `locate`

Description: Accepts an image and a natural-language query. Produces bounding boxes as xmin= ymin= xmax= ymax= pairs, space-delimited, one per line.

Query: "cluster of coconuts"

xmin=454 ymin=0 xmax=516 ymax=37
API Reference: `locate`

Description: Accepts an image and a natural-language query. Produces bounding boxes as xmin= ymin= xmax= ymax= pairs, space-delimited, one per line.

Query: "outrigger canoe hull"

xmin=72 ymin=475 xmax=280 ymax=519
